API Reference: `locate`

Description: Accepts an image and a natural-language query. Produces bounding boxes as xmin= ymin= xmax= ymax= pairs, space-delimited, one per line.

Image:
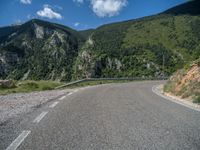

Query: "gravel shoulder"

xmin=0 ymin=89 xmax=73 ymax=124
xmin=0 ymin=84 xmax=117 ymax=125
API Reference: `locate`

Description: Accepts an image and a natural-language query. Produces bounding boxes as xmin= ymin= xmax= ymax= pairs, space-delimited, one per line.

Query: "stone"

xmin=0 ymin=80 xmax=16 ymax=88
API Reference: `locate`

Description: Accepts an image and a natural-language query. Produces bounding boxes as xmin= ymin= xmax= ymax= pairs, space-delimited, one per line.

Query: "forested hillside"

xmin=0 ymin=19 xmax=85 ymax=81
xmin=73 ymin=0 xmax=200 ymax=79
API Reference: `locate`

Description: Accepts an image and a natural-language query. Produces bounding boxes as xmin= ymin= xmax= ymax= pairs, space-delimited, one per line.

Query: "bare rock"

xmin=0 ymin=80 xmax=16 ymax=88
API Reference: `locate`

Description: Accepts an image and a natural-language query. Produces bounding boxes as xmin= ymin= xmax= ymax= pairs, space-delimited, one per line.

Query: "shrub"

xmin=41 ymin=86 xmax=53 ymax=90
xmin=193 ymin=95 xmax=200 ymax=104
xmin=163 ymin=81 xmax=175 ymax=93
xmin=21 ymin=82 xmax=39 ymax=89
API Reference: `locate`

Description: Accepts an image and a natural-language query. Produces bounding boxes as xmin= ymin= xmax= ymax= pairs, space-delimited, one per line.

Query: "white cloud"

xmin=74 ymin=22 xmax=80 ymax=27
xmin=37 ymin=5 xmax=62 ymax=20
xmin=91 ymin=0 xmax=127 ymax=17
xmin=72 ymin=0 xmax=127 ymax=17
xmin=20 ymin=0 xmax=31 ymax=4
xmin=73 ymin=0 xmax=84 ymax=4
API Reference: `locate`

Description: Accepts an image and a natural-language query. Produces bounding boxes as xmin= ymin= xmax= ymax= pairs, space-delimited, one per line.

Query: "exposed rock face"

xmin=8 ymin=32 xmax=17 ymax=39
xmin=74 ymin=50 xmax=124 ymax=79
xmin=34 ymin=23 xmax=44 ymax=39
xmin=50 ymin=31 xmax=64 ymax=46
xmin=106 ymin=58 xmax=122 ymax=70
xmin=0 ymin=80 xmax=15 ymax=88
xmin=173 ymin=64 xmax=200 ymax=92
xmin=114 ymin=59 xmax=122 ymax=70
xmin=164 ymin=59 xmax=200 ymax=99
xmin=76 ymin=50 xmax=94 ymax=78
xmin=87 ymin=37 xmax=93 ymax=45
xmin=21 ymin=69 xmax=30 ymax=80
xmin=81 ymin=51 xmax=92 ymax=63
xmin=0 ymin=52 xmax=20 ymax=77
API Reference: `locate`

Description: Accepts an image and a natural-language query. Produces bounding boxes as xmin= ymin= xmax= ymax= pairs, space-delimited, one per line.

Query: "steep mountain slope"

xmin=0 ymin=19 xmax=85 ymax=81
xmin=73 ymin=0 xmax=200 ymax=79
xmin=0 ymin=25 xmax=20 ymax=38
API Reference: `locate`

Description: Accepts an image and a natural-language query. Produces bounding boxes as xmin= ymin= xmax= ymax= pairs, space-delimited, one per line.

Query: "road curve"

xmin=1 ymin=81 xmax=200 ymax=150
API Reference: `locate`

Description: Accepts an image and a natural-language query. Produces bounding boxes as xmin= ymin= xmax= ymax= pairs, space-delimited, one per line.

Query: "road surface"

xmin=1 ymin=81 xmax=200 ymax=150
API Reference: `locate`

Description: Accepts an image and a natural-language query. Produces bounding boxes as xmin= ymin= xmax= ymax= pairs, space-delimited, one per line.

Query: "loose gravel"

xmin=0 ymin=89 xmax=71 ymax=124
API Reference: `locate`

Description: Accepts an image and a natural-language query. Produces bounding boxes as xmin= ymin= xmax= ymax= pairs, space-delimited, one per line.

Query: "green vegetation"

xmin=0 ymin=19 xmax=86 ymax=81
xmin=79 ymin=29 xmax=95 ymax=39
xmin=0 ymin=80 xmax=63 ymax=95
xmin=194 ymin=95 xmax=200 ymax=104
xmin=0 ymin=0 xmax=200 ymax=81
xmin=163 ymin=81 xmax=175 ymax=93
xmin=73 ymin=1 xmax=200 ymax=79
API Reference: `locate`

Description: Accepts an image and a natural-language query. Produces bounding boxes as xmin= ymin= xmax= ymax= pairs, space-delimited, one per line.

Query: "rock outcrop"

xmin=164 ymin=58 xmax=200 ymax=100
xmin=0 ymin=80 xmax=15 ymax=88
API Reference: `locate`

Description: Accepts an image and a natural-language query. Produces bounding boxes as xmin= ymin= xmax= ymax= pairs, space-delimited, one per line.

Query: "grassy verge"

xmin=0 ymin=80 xmax=63 ymax=95
xmin=163 ymin=81 xmax=175 ymax=93
xmin=193 ymin=95 xmax=200 ymax=104
xmin=0 ymin=79 xmax=158 ymax=95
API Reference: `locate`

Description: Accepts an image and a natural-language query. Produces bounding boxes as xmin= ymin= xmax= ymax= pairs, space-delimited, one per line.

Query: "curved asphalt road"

xmin=1 ymin=81 xmax=200 ymax=150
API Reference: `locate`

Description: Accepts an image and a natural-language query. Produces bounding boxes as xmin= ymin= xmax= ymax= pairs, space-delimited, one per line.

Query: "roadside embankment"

xmin=164 ymin=58 xmax=200 ymax=104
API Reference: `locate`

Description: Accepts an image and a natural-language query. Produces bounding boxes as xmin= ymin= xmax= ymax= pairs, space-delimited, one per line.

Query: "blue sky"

xmin=0 ymin=0 xmax=187 ymax=30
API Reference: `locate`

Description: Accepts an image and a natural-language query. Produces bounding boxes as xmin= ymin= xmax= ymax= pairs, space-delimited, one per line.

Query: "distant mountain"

xmin=0 ymin=0 xmax=200 ymax=81
xmin=0 ymin=19 xmax=85 ymax=81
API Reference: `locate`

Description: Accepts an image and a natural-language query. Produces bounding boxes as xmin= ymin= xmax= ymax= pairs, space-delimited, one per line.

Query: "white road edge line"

xmin=59 ymin=96 xmax=66 ymax=101
xmin=152 ymin=85 xmax=200 ymax=112
xmin=67 ymin=92 xmax=73 ymax=96
xmin=6 ymin=130 xmax=31 ymax=150
xmin=59 ymin=92 xmax=74 ymax=101
xmin=33 ymin=111 xmax=48 ymax=123
xmin=49 ymin=101 xmax=59 ymax=108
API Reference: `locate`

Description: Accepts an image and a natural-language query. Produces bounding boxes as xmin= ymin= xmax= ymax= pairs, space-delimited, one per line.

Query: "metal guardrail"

xmin=55 ymin=77 xmax=168 ymax=89
xmin=55 ymin=79 xmax=87 ymax=89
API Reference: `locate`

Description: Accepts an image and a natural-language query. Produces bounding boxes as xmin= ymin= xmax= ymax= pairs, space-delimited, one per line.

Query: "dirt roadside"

xmin=0 ymin=89 xmax=74 ymax=124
